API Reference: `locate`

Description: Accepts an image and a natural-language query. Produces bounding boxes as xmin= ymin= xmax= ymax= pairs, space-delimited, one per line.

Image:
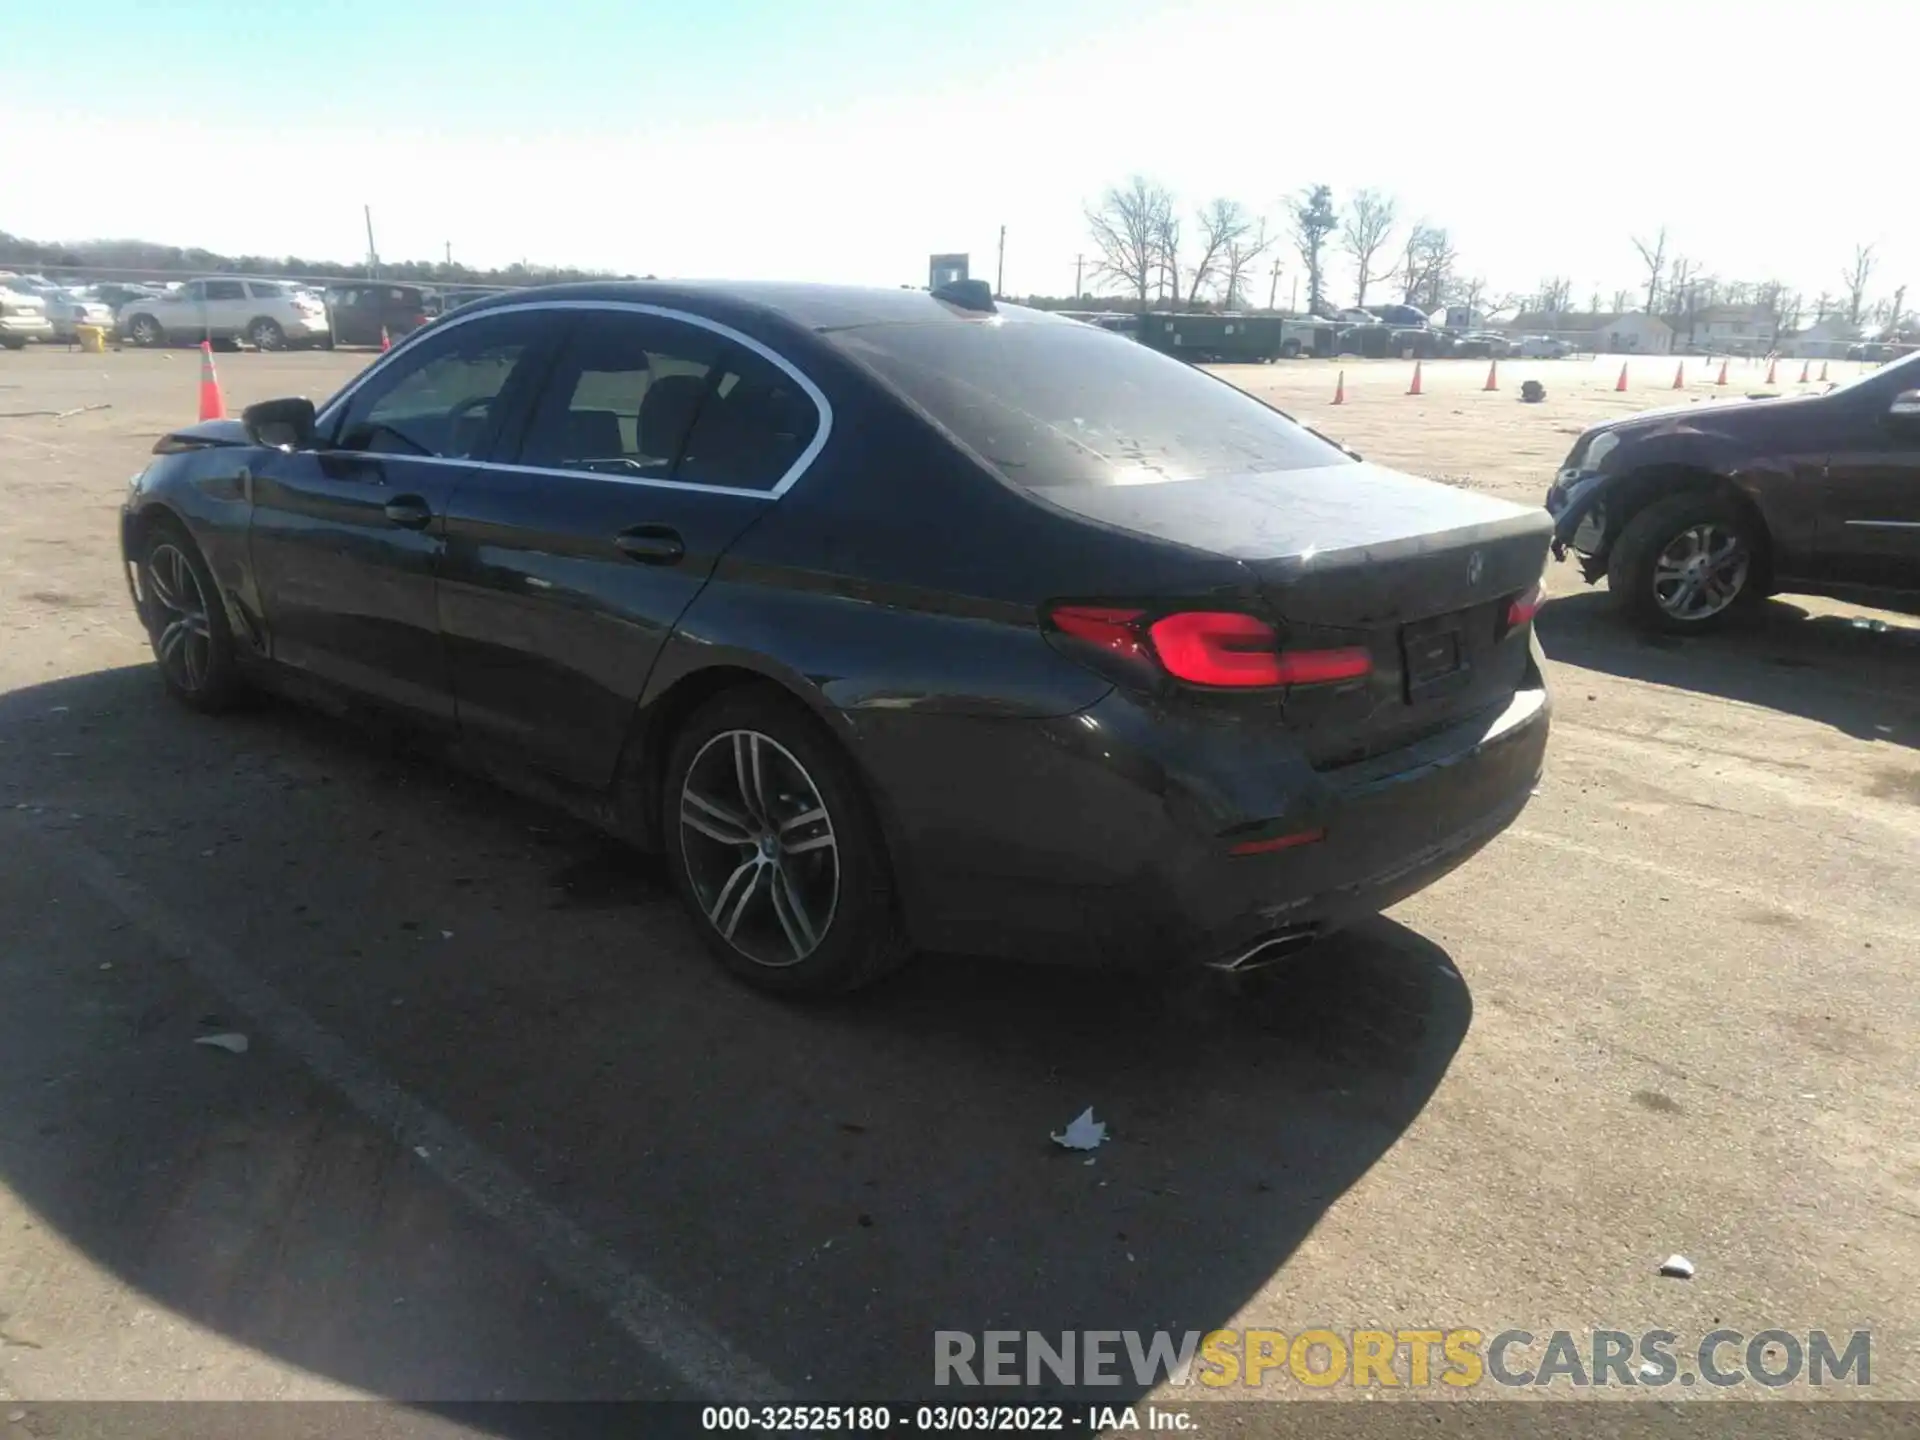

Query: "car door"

xmin=162 ymin=280 xmax=204 ymax=335
xmin=1814 ymin=378 xmax=1920 ymax=592
xmin=437 ymin=304 xmax=824 ymax=786
xmin=200 ymin=277 xmax=248 ymax=338
xmin=246 ymin=308 xmax=562 ymax=722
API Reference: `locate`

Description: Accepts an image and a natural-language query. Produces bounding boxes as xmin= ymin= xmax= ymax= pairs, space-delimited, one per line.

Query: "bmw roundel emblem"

xmin=1467 ymin=550 xmax=1485 ymax=586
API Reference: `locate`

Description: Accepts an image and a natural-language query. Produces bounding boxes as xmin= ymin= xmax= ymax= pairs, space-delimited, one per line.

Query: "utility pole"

xmin=1074 ymin=253 xmax=1084 ymax=300
xmin=1290 ymin=277 xmax=1299 ymax=313
xmin=444 ymin=240 xmax=452 ymax=268
xmin=364 ymin=205 xmax=379 ymax=280
xmin=1268 ymin=259 xmax=1282 ymax=311
xmin=996 ymin=226 xmax=1006 ymax=299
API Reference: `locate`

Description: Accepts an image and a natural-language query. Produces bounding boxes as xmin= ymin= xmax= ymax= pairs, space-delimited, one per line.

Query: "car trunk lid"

xmin=1040 ymin=463 xmax=1552 ymax=766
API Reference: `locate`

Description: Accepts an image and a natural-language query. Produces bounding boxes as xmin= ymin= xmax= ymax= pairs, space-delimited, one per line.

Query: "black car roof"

xmin=452 ymin=280 xmax=1063 ymax=333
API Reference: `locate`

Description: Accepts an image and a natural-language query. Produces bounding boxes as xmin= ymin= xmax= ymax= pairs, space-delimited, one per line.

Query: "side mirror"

xmin=1889 ymin=390 xmax=1920 ymax=423
xmin=242 ymin=396 xmax=317 ymax=450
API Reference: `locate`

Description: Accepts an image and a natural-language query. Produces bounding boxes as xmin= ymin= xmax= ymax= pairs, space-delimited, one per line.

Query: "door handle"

xmin=383 ymin=495 xmax=433 ymax=530
xmin=615 ymin=525 xmax=685 ymax=565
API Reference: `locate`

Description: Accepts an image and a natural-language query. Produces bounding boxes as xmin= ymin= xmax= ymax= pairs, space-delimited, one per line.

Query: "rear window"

xmin=829 ymin=318 xmax=1348 ymax=488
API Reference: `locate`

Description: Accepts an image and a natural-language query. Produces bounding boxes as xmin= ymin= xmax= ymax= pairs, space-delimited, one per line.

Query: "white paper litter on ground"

xmin=1051 ymin=1107 xmax=1108 ymax=1151
xmin=193 ymin=1033 xmax=249 ymax=1055
xmin=1659 ymin=1254 xmax=1695 ymax=1280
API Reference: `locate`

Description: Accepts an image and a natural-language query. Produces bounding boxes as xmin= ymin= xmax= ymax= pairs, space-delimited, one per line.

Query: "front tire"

xmin=137 ymin=519 xmax=244 ymax=711
xmin=1607 ymin=492 xmax=1760 ymax=634
xmin=661 ymin=686 xmax=910 ymax=996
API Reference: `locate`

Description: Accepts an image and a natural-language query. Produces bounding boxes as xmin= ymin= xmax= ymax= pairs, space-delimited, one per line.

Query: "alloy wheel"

xmin=145 ymin=543 xmax=213 ymax=692
xmin=1651 ymin=523 xmax=1750 ymax=622
xmin=678 ymin=729 xmax=839 ymax=968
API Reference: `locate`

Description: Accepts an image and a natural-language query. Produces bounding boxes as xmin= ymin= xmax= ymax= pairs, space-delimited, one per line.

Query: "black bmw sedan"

xmin=120 ymin=279 xmax=1552 ymax=995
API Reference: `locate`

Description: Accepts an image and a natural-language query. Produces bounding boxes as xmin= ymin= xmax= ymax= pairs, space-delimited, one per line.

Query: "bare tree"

xmin=1086 ymin=177 xmax=1176 ymax=307
xmin=1186 ymin=199 xmax=1255 ymax=306
xmin=1610 ymin=289 xmax=1632 ymax=315
xmin=1339 ymin=188 xmax=1398 ymax=308
xmin=1445 ymin=274 xmax=1489 ymax=321
xmin=1290 ymin=184 xmax=1339 ymax=316
xmin=1889 ymin=282 xmax=1909 ymax=336
xmin=1153 ymin=209 xmax=1182 ymax=304
xmin=1398 ymin=224 xmax=1456 ymax=311
xmin=1536 ymin=276 xmax=1573 ymax=313
xmin=1663 ymin=256 xmax=1705 ymax=345
xmin=1632 ymin=226 xmax=1669 ymax=313
xmin=1219 ymin=219 xmax=1273 ymax=310
xmin=1842 ymin=244 xmax=1877 ymax=328
xmin=1812 ymin=291 xmax=1836 ymax=321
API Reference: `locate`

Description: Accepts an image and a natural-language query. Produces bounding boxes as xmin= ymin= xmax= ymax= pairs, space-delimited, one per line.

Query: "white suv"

xmin=119 ymin=278 xmax=332 ymax=350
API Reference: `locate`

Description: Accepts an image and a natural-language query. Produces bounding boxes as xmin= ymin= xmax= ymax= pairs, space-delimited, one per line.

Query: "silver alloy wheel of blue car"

xmin=144 ymin=542 xmax=213 ymax=693
xmin=679 ymin=728 xmax=840 ymax=968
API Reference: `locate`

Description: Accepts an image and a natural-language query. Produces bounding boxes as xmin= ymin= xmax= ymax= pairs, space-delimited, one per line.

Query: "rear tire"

xmin=660 ymin=685 xmax=910 ymax=997
xmin=248 ymin=317 xmax=286 ymax=351
xmin=1607 ymin=491 xmax=1761 ymax=634
xmin=127 ymin=314 xmax=165 ymax=347
xmin=136 ymin=518 xmax=244 ymax=712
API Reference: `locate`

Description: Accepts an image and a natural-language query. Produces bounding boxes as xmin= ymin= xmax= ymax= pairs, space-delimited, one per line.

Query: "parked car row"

xmin=0 ymin=272 xmax=512 ymax=351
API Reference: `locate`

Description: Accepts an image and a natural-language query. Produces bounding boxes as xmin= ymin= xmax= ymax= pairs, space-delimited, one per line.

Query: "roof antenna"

xmin=930 ymin=277 xmax=996 ymax=313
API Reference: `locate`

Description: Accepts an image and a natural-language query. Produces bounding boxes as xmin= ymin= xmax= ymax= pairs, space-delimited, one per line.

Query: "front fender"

xmin=1550 ymin=432 xmax=1747 ymax=555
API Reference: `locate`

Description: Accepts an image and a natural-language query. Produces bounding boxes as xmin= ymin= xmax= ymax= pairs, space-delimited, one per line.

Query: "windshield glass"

xmin=829 ymin=316 xmax=1348 ymax=489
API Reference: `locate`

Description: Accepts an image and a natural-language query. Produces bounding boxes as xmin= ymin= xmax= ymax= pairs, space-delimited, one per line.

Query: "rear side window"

xmin=830 ymin=317 xmax=1348 ymax=488
xmin=516 ymin=311 xmax=728 ymax=477
xmin=246 ymin=281 xmax=287 ymax=299
xmin=514 ymin=310 xmax=819 ymax=491
xmin=676 ymin=346 xmax=820 ymax=492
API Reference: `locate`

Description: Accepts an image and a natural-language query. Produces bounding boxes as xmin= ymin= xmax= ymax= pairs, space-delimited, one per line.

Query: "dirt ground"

xmin=1 ymin=343 xmax=1917 ymax=1427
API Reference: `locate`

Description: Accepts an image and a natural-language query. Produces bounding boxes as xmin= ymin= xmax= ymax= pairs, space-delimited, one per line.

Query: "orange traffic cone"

xmin=1798 ymin=360 xmax=1810 ymax=383
xmin=1672 ymin=361 xmax=1685 ymax=389
xmin=1483 ymin=359 xmax=1498 ymax=392
xmin=1819 ymin=360 xmax=1829 ymax=382
xmin=380 ymin=325 xmax=393 ymax=353
xmin=1716 ymin=358 xmax=1729 ymax=386
xmin=1615 ymin=361 xmax=1629 ymax=392
xmin=197 ymin=341 xmax=224 ymax=421
xmin=1408 ymin=360 xmax=1424 ymax=396
xmin=1332 ymin=370 xmax=1346 ymax=405
xmin=1765 ymin=356 xmax=1778 ymax=384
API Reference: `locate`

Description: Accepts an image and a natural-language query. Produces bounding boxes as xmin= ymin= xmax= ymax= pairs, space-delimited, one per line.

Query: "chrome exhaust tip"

xmin=1210 ymin=926 xmax=1320 ymax=973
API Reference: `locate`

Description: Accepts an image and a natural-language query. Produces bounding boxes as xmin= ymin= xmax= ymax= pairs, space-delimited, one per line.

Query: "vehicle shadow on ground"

xmin=0 ymin=665 xmax=1472 ymax=1419
xmin=1537 ymin=590 xmax=1920 ymax=749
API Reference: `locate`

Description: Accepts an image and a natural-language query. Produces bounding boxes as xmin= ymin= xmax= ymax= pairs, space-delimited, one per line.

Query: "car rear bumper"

xmin=863 ymin=657 xmax=1550 ymax=970
xmin=0 ymin=316 xmax=55 ymax=340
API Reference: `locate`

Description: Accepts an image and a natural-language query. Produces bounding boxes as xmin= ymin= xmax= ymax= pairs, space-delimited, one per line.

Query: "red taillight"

xmin=1046 ymin=605 xmax=1372 ymax=690
xmin=1048 ymin=605 xmax=1149 ymax=660
xmin=1506 ymin=580 xmax=1547 ymax=628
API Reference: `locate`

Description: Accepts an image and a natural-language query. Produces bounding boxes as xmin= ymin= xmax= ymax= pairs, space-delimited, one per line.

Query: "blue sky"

xmin=6 ymin=0 xmax=1913 ymax=309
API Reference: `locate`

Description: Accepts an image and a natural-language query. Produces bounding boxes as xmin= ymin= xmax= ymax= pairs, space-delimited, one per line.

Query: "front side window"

xmin=204 ymin=280 xmax=246 ymax=301
xmin=329 ymin=312 xmax=551 ymax=459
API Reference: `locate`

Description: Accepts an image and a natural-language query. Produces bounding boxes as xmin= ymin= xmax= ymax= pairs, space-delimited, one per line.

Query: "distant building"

xmin=1672 ymin=304 xmax=1779 ymax=353
xmin=1505 ymin=311 xmax=1673 ymax=354
xmin=1784 ymin=317 xmax=1860 ymax=358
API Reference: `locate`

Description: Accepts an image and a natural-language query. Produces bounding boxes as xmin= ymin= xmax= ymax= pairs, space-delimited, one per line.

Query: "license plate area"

xmin=1401 ymin=612 xmax=1471 ymax=702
